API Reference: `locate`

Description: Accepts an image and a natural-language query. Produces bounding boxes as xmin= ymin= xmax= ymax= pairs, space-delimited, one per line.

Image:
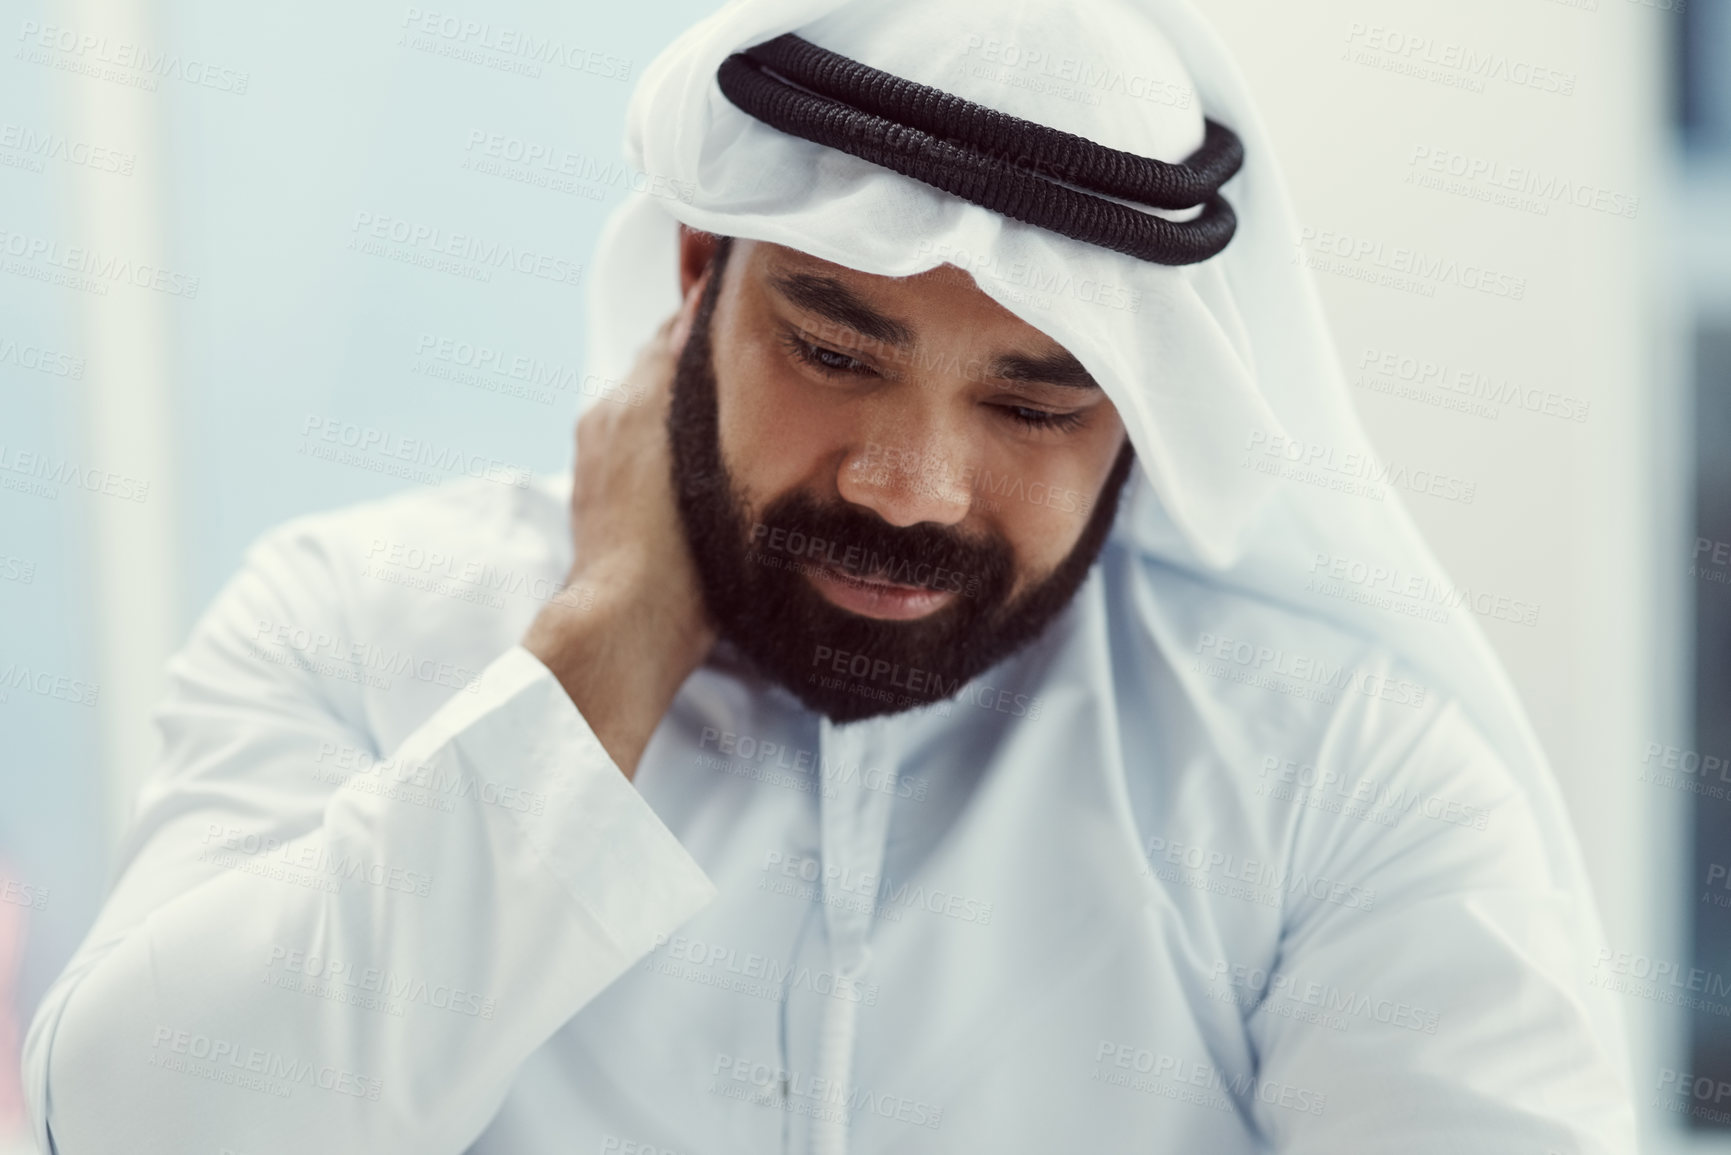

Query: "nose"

xmin=836 ymin=425 xmax=975 ymax=529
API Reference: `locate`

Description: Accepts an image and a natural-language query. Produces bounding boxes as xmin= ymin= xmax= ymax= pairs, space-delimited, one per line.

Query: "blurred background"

xmin=0 ymin=0 xmax=1724 ymax=1150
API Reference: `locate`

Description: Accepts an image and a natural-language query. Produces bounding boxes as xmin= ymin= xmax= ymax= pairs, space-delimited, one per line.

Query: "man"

xmin=26 ymin=0 xmax=1636 ymax=1152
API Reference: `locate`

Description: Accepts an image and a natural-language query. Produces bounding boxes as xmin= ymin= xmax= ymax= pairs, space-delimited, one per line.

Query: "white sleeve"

xmin=21 ymin=522 xmax=718 ymax=1155
xmin=1245 ymin=700 xmax=1636 ymax=1154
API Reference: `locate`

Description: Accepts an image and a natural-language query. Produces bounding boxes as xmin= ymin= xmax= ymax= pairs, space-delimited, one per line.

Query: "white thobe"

xmin=24 ymin=476 xmax=1635 ymax=1154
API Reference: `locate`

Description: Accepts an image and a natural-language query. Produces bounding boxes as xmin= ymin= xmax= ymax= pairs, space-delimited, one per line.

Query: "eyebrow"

xmin=768 ymin=271 xmax=917 ymax=349
xmin=767 ymin=266 xmax=1101 ymax=392
xmin=988 ymin=350 xmax=1100 ymax=392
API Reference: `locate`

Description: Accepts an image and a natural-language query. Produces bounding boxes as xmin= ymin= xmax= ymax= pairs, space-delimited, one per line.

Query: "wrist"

xmin=522 ymin=564 xmax=714 ymax=778
xmin=572 ymin=554 xmax=713 ymax=667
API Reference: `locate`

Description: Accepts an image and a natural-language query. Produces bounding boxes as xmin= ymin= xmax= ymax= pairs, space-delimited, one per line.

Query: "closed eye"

xmin=781 ymin=331 xmax=877 ymax=378
xmin=997 ymin=406 xmax=1088 ymax=433
xmin=782 ymin=326 xmax=1088 ymax=434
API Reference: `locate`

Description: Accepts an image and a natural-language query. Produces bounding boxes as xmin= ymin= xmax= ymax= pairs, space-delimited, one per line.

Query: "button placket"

xmin=808 ymin=715 xmax=901 ymax=1155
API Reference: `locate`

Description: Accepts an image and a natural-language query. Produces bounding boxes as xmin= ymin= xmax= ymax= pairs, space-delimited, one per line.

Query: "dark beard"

xmin=667 ymin=238 xmax=1135 ymax=723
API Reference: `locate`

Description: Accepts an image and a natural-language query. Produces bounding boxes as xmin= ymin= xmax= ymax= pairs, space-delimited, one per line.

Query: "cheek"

xmin=713 ymin=336 xmax=842 ymax=508
xmin=995 ymin=487 xmax=1091 ymax=574
xmin=988 ymin=425 xmax=1124 ymax=580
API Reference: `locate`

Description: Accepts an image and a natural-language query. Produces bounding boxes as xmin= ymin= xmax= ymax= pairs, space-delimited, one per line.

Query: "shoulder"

xmin=249 ymin=473 xmax=570 ymax=581
xmin=221 ymin=474 xmax=574 ymax=636
xmin=1101 ymin=547 xmax=1542 ymax=889
xmin=1103 ymin=547 xmax=1444 ymax=757
xmin=172 ymin=476 xmax=572 ymax=722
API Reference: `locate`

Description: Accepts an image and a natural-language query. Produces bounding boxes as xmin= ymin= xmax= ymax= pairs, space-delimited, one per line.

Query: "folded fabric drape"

xmin=718 ymin=33 xmax=1242 ymax=264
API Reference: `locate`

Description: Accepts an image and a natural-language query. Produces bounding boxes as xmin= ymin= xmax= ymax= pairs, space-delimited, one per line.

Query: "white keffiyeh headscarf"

xmin=579 ymin=0 xmax=1613 ymax=1033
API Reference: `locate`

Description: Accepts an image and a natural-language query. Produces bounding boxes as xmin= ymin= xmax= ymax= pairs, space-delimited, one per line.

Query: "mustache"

xmin=747 ymin=491 xmax=1010 ymax=593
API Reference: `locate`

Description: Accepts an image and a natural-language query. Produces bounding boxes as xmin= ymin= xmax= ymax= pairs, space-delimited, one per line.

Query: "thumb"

xmin=668 ymin=270 xmax=710 ymax=354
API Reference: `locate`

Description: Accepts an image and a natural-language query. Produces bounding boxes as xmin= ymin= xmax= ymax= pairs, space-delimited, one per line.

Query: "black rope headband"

xmin=716 ymin=33 xmax=1244 ymax=266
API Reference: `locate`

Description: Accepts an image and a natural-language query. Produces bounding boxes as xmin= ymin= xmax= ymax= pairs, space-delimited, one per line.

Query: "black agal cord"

xmin=717 ymin=33 xmax=1244 ymax=265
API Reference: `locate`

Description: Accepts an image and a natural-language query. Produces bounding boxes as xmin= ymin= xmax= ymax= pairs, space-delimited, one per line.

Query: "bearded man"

xmin=24 ymin=1 xmax=1635 ymax=1152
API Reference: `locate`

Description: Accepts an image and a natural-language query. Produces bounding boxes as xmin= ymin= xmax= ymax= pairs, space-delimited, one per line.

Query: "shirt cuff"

xmin=435 ymin=644 xmax=719 ymax=963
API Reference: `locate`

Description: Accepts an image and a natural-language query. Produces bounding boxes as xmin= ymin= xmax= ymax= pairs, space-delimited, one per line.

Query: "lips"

xmin=807 ymin=563 xmax=958 ymax=621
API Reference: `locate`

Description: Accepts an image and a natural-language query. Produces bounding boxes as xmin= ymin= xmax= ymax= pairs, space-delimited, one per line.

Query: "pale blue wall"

xmin=0 ymin=0 xmax=717 ymax=1098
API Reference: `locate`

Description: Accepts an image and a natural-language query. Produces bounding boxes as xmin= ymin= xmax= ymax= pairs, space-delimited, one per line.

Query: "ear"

xmin=677 ymin=225 xmax=721 ymax=299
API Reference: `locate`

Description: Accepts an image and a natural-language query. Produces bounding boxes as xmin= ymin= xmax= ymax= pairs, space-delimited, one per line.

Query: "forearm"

xmin=27 ymin=647 xmax=715 ymax=1155
xmin=521 ymin=560 xmax=713 ymax=779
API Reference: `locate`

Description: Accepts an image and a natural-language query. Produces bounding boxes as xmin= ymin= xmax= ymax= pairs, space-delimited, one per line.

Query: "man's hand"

xmin=523 ymin=287 xmax=718 ymax=780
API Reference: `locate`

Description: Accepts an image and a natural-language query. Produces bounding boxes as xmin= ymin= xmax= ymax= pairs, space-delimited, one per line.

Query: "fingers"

xmin=668 ymin=304 xmax=694 ymax=356
xmin=669 ymin=265 xmax=712 ymax=354
xmin=653 ymin=313 xmax=679 ymax=349
xmin=631 ymin=307 xmax=693 ymax=410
